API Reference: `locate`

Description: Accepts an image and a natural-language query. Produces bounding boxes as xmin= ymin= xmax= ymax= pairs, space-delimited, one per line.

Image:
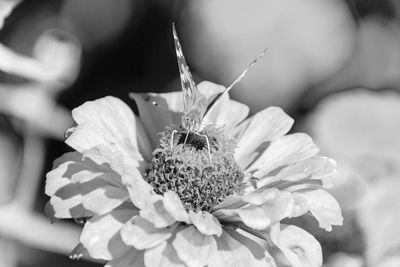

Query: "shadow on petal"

xmin=46 ymin=148 xmax=137 ymax=217
xmin=105 ymin=249 xmax=144 ymax=267
xmin=144 ymin=241 xmax=186 ymax=267
xmin=81 ymin=205 xmax=137 ymax=261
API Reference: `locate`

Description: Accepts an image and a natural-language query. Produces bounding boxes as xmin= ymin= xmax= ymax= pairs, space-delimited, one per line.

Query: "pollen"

xmin=144 ymin=125 xmax=244 ymax=212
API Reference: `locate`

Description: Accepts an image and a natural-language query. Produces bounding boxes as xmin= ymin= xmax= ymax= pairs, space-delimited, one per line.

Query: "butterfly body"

xmin=181 ymin=96 xmax=207 ymax=131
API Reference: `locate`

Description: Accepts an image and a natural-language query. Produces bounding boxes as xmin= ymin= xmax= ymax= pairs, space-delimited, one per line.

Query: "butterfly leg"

xmin=204 ymin=134 xmax=211 ymax=161
xmin=171 ymin=130 xmax=178 ymax=148
xmin=184 ymin=131 xmax=190 ymax=144
xmin=195 ymin=132 xmax=211 ymax=161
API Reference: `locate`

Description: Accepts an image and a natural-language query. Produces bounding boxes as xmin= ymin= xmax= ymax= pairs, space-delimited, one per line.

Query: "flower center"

xmin=144 ymin=125 xmax=244 ymax=212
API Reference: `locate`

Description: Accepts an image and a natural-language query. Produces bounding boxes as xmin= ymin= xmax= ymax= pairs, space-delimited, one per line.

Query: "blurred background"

xmin=0 ymin=0 xmax=399 ymax=266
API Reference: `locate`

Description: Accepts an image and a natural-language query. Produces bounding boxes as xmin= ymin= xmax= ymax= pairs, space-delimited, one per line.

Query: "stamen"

xmin=144 ymin=125 xmax=244 ymax=212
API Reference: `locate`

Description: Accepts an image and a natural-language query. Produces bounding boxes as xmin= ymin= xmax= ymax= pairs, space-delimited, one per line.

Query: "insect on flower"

xmin=45 ymin=22 xmax=343 ymax=267
xmin=171 ymin=23 xmax=266 ymax=159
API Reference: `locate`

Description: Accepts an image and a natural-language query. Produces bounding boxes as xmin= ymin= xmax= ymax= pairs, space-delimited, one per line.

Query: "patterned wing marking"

xmin=172 ymin=23 xmax=199 ymax=111
xmin=203 ymin=48 xmax=267 ymax=119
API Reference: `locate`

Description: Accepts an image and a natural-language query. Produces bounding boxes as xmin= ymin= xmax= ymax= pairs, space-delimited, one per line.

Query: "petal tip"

xmin=70 ymin=243 xmax=89 ymax=260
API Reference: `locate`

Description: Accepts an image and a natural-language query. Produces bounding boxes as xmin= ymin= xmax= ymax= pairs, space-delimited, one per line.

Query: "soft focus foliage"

xmin=0 ymin=0 xmax=19 ymax=29
xmin=307 ymin=89 xmax=400 ymax=266
xmin=0 ymin=1 xmax=83 ymax=266
xmin=310 ymin=18 xmax=400 ymax=104
xmin=179 ymin=0 xmax=355 ymax=112
xmin=0 ymin=29 xmax=81 ymax=138
xmin=61 ymin=0 xmax=135 ymax=48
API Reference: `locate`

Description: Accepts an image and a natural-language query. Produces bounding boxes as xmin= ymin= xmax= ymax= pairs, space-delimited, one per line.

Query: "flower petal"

xmin=204 ymin=98 xmax=249 ymax=134
xmin=121 ymin=216 xmax=176 ymax=250
xmin=135 ymin=116 xmax=153 ymax=162
xmin=243 ymin=188 xmax=278 ymax=206
xmin=212 ymin=195 xmax=247 ymax=211
xmin=236 ymin=207 xmax=271 ymax=230
xmin=214 ymin=206 xmax=271 ymax=231
xmin=45 ymin=150 xmax=130 ymax=217
xmin=139 ymin=195 xmax=176 ymax=228
xmin=209 ymin=230 xmax=271 ymax=267
xmin=51 ymin=149 xmax=121 ymax=186
xmin=129 ymin=92 xmax=182 ymax=149
xmin=163 ymin=191 xmax=190 ymax=224
xmin=82 ymin=186 xmax=129 ymax=215
xmin=246 ymin=133 xmax=319 ymax=179
xmin=255 ymin=156 xmax=337 ymax=190
xmin=49 ymin=194 xmax=90 ymax=219
xmin=189 ymin=211 xmax=222 ymax=236
xmin=47 ymin=156 xmax=95 ymax=218
xmin=211 ymin=208 xmax=243 ymax=223
xmin=105 ymin=249 xmax=145 ymax=267
xmin=291 ymin=194 xmax=310 ymax=217
xmin=45 ymin=152 xmax=83 ymax=196
xmin=44 ymin=201 xmax=59 ymax=223
xmin=293 ymin=189 xmax=343 ymax=231
xmin=234 ymin=107 xmax=294 ymax=168
xmin=172 ymin=226 xmax=217 ymax=267
xmin=121 ymin=167 xmax=154 ymax=210
xmin=271 ymin=225 xmax=323 ymax=267
xmin=278 ymin=156 xmax=337 ymax=182
xmin=226 ymin=229 xmax=277 ymax=267
xmin=221 ymin=190 xmax=294 ymax=225
xmin=197 ymin=81 xmax=226 ymax=97
xmin=70 ymin=243 xmax=90 ymax=260
xmin=66 ymin=96 xmax=143 ymax=167
xmin=81 ymin=145 xmax=127 ymax=175
xmin=144 ymin=241 xmax=186 ymax=267
xmin=258 ymin=190 xmax=294 ymax=223
xmin=198 ymin=81 xmax=249 ymax=132
xmin=80 ymin=205 xmax=137 ymax=260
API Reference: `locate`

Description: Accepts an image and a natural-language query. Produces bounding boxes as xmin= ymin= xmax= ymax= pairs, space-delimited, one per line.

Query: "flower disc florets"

xmin=144 ymin=125 xmax=244 ymax=212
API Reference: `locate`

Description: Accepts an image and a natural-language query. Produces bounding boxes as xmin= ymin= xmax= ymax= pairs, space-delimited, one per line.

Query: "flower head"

xmin=45 ymin=81 xmax=342 ymax=267
xmin=145 ymin=125 xmax=243 ymax=212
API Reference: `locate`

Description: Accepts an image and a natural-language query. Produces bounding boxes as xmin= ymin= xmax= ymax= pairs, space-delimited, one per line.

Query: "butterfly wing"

xmin=172 ymin=23 xmax=200 ymax=112
xmin=203 ymin=48 xmax=267 ymax=118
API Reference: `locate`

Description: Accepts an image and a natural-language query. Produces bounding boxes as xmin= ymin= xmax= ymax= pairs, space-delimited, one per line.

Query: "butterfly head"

xmin=181 ymin=110 xmax=202 ymax=132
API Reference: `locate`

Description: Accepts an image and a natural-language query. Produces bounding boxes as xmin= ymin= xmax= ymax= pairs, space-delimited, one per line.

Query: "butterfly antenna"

xmin=226 ymin=48 xmax=267 ymax=92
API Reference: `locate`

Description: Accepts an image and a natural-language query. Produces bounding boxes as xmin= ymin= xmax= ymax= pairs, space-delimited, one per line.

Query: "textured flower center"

xmin=144 ymin=125 xmax=244 ymax=212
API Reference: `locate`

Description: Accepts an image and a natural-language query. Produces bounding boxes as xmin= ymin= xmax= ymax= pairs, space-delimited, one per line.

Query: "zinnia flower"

xmin=45 ymin=81 xmax=342 ymax=267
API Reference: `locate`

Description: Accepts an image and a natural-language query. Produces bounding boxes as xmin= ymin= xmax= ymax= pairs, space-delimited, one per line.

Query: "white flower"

xmin=46 ymin=81 xmax=342 ymax=267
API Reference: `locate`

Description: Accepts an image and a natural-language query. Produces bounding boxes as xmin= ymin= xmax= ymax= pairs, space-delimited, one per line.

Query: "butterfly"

xmin=171 ymin=23 xmax=266 ymax=158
